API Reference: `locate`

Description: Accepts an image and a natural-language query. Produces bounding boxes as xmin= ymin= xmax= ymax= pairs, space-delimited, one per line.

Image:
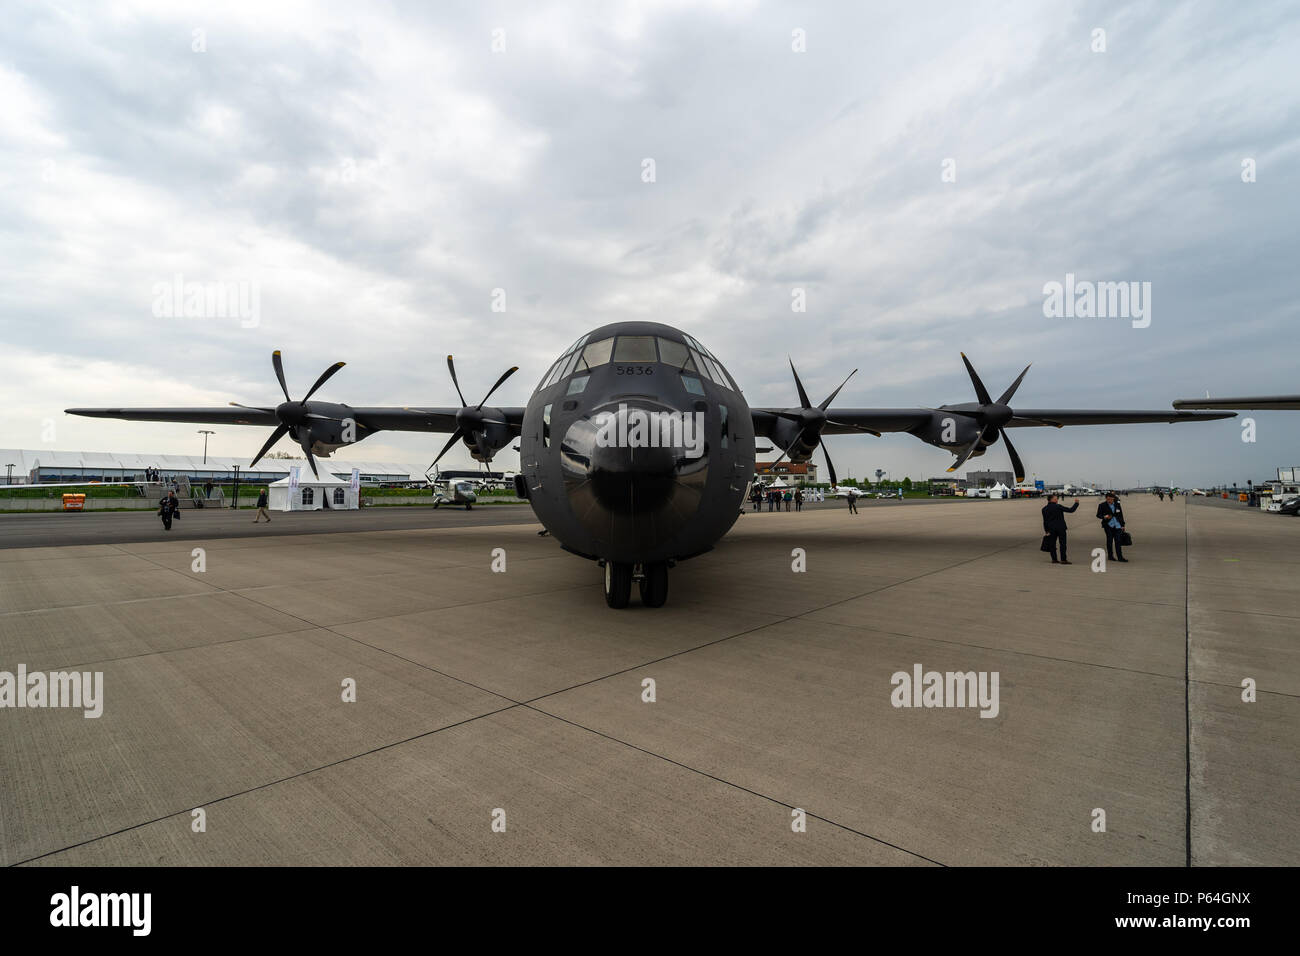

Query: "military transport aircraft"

xmin=67 ymin=320 xmax=1233 ymax=608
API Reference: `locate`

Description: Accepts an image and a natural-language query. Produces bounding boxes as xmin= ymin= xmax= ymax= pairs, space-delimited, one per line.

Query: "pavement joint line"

xmin=13 ymin=624 xmax=324 ymax=673
xmin=1184 ymin=502 xmax=1193 ymax=868
xmin=114 ymin=544 xmax=536 ymax=706
xmin=809 ymin=617 xmax=1190 ymax=684
xmin=518 ymin=701 xmax=946 ymax=866
xmin=18 ymin=527 xmax=972 ymax=866
xmin=8 ymin=703 xmax=526 ymax=867
xmin=523 ymin=537 xmax=1033 ymax=708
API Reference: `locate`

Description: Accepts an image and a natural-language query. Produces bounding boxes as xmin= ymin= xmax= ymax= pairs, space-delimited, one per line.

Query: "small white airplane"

xmin=832 ymin=485 xmax=886 ymax=500
xmin=426 ymin=472 xmax=479 ymax=509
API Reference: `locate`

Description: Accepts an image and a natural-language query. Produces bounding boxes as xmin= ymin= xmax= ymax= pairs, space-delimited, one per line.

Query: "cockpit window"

xmin=576 ymin=337 xmax=614 ymax=370
xmin=656 ymin=337 xmax=692 ymax=369
xmin=559 ymin=350 xmax=582 ymax=379
xmin=566 ymin=374 xmax=590 ymax=395
xmin=689 ymin=350 xmax=714 ymax=383
xmin=562 ymin=334 xmax=589 ymax=357
xmin=681 ymin=374 xmax=705 ymax=396
xmin=612 ymin=335 xmax=657 ymax=362
xmin=540 ymin=361 xmax=563 ymax=390
xmin=684 ymin=333 xmax=714 ymax=359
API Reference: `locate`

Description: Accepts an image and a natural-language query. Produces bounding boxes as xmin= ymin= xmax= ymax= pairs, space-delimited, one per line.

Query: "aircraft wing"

xmin=1004 ymin=409 xmax=1236 ymax=426
xmin=751 ymin=408 xmax=932 ymax=437
xmin=349 ymin=407 xmax=526 ymax=433
xmin=1173 ymin=395 xmax=1300 ymax=410
xmin=750 ymin=406 xmax=1231 ymax=436
xmin=65 ymin=406 xmax=528 ymax=433
xmin=65 ymin=407 xmax=280 ymax=426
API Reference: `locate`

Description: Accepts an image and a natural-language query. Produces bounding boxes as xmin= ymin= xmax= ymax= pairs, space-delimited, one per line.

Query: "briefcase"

xmin=1120 ymin=530 xmax=1132 ymax=547
xmin=1040 ymin=534 xmax=1054 ymax=552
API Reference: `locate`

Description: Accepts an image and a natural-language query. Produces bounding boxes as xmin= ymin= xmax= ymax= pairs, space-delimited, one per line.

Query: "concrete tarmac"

xmin=0 ymin=496 xmax=1294 ymax=865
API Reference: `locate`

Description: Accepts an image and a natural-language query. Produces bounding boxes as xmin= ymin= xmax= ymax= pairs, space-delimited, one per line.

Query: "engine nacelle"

xmin=768 ymin=417 xmax=820 ymax=464
xmin=910 ymin=410 xmax=990 ymax=454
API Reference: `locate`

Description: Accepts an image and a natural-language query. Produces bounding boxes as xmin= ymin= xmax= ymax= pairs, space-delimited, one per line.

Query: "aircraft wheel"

xmin=433 ymin=501 xmax=440 ymax=509
xmin=466 ymin=503 xmax=473 ymax=510
xmin=639 ymin=562 xmax=669 ymax=608
xmin=604 ymin=561 xmax=632 ymax=609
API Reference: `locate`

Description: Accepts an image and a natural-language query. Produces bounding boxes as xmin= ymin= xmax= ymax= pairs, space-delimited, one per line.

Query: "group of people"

xmin=157 ymin=485 xmax=272 ymax=530
xmin=144 ymin=466 xmax=164 ymax=483
xmin=1040 ymin=492 xmax=1129 ymax=565
xmin=750 ymin=486 xmax=825 ymax=512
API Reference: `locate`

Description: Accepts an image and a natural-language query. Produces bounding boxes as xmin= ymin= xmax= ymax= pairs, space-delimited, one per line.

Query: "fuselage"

xmin=519 ymin=321 xmax=756 ymax=565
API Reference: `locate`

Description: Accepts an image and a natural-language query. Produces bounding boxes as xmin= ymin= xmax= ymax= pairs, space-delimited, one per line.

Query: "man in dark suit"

xmin=1041 ymin=493 xmax=1080 ymax=564
xmin=1097 ymin=492 xmax=1128 ymax=562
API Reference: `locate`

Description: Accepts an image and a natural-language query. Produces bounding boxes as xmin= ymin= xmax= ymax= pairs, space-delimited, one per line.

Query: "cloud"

xmin=1 ymin=0 xmax=1297 ymax=484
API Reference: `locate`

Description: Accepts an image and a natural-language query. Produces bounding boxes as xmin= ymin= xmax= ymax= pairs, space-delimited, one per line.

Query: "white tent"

xmin=266 ymin=472 xmax=357 ymax=512
xmin=988 ymin=482 xmax=1011 ymax=499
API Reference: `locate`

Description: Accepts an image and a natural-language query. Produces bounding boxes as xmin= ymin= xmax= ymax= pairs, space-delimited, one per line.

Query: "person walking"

xmin=794 ymin=487 xmax=804 ymax=512
xmin=1096 ymin=492 xmax=1128 ymax=562
xmin=846 ymin=491 xmax=858 ymax=514
xmin=158 ymin=490 xmax=180 ymax=531
xmin=783 ymin=490 xmax=792 ymax=511
xmin=1040 ymin=493 xmax=1080 ymax=564
xmin=253 ymin=487 xmax=272 ymax=523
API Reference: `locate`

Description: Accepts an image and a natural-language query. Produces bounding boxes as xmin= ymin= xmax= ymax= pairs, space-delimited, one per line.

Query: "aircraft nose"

xmin=558 ymin=400 xmax=710 ymax=559
xmin=587 ymin=441 xmax=676 ymax=514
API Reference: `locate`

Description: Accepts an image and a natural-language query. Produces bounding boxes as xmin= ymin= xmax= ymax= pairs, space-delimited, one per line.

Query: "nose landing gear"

xmin=602 ymin=560 xmax=670 ymax=608
xmin=604 ymin=561 xmax=633 ymax=608
xmin=639 ymin=561 xmax=669 ymax=608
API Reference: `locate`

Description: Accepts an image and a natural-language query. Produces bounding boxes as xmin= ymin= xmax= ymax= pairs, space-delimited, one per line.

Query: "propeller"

xmin=235 ymin=350 xmax=345 ymax=478
xmin=939 ymin=353 xmax=1059 ymax=482
xmin=766 ymin=359 xmax=878 ymax=488
xmin=426 ymin=355 xmax=518 ymax=470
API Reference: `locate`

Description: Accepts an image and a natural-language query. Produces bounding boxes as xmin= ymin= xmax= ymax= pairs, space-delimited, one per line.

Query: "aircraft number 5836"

xmin=615 ymin=366 xmax=654 ymax=375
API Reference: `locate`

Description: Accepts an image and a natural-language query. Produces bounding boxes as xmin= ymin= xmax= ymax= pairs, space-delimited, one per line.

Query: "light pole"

xmin=198 ymin=430 xmax=214 ymax=464
xmin=4 ymin=463 xmax=13 ymax=486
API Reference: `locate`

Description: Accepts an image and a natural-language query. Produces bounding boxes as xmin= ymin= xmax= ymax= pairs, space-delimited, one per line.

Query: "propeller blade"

xmin=429 ymin=428 xmax=465 ymax=470
xmin=249 ymin=423 xmax=290 ymax=469
xmin=960 ymin=352 xmax=993 ymax=406
xmin=302 ymin=361 xmax=346 ymax=402
xmin=946 ymin=434 xmax=984 ymax=473
xmin=1000 ymin=428 xmax=1026 ymax=482
xmin=303 ymin=445 xmax=319 ymax=478
xmin=826 ymin=419 xmax=882 ymax=437
xmin=818 ymin=368 xmax=858 ymax=411
xmin=272 ymin=350 xmax=291 ymax=403
xmin=996 ymin=364 xmax=1031 ymax=406
xmin=477 ymin=366 xmax=519 ymax=410
xmin=821 ymin=440 xmax=839 ymax=489
xmin=446 ymin=356 xmax=468 ymax=407
xmin=788 ymin=359 xmax=813 ymax=409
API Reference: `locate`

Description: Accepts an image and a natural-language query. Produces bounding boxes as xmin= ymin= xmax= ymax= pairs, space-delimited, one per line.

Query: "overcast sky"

xmin=2 ymin=0 xmax=1297 ymax=486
